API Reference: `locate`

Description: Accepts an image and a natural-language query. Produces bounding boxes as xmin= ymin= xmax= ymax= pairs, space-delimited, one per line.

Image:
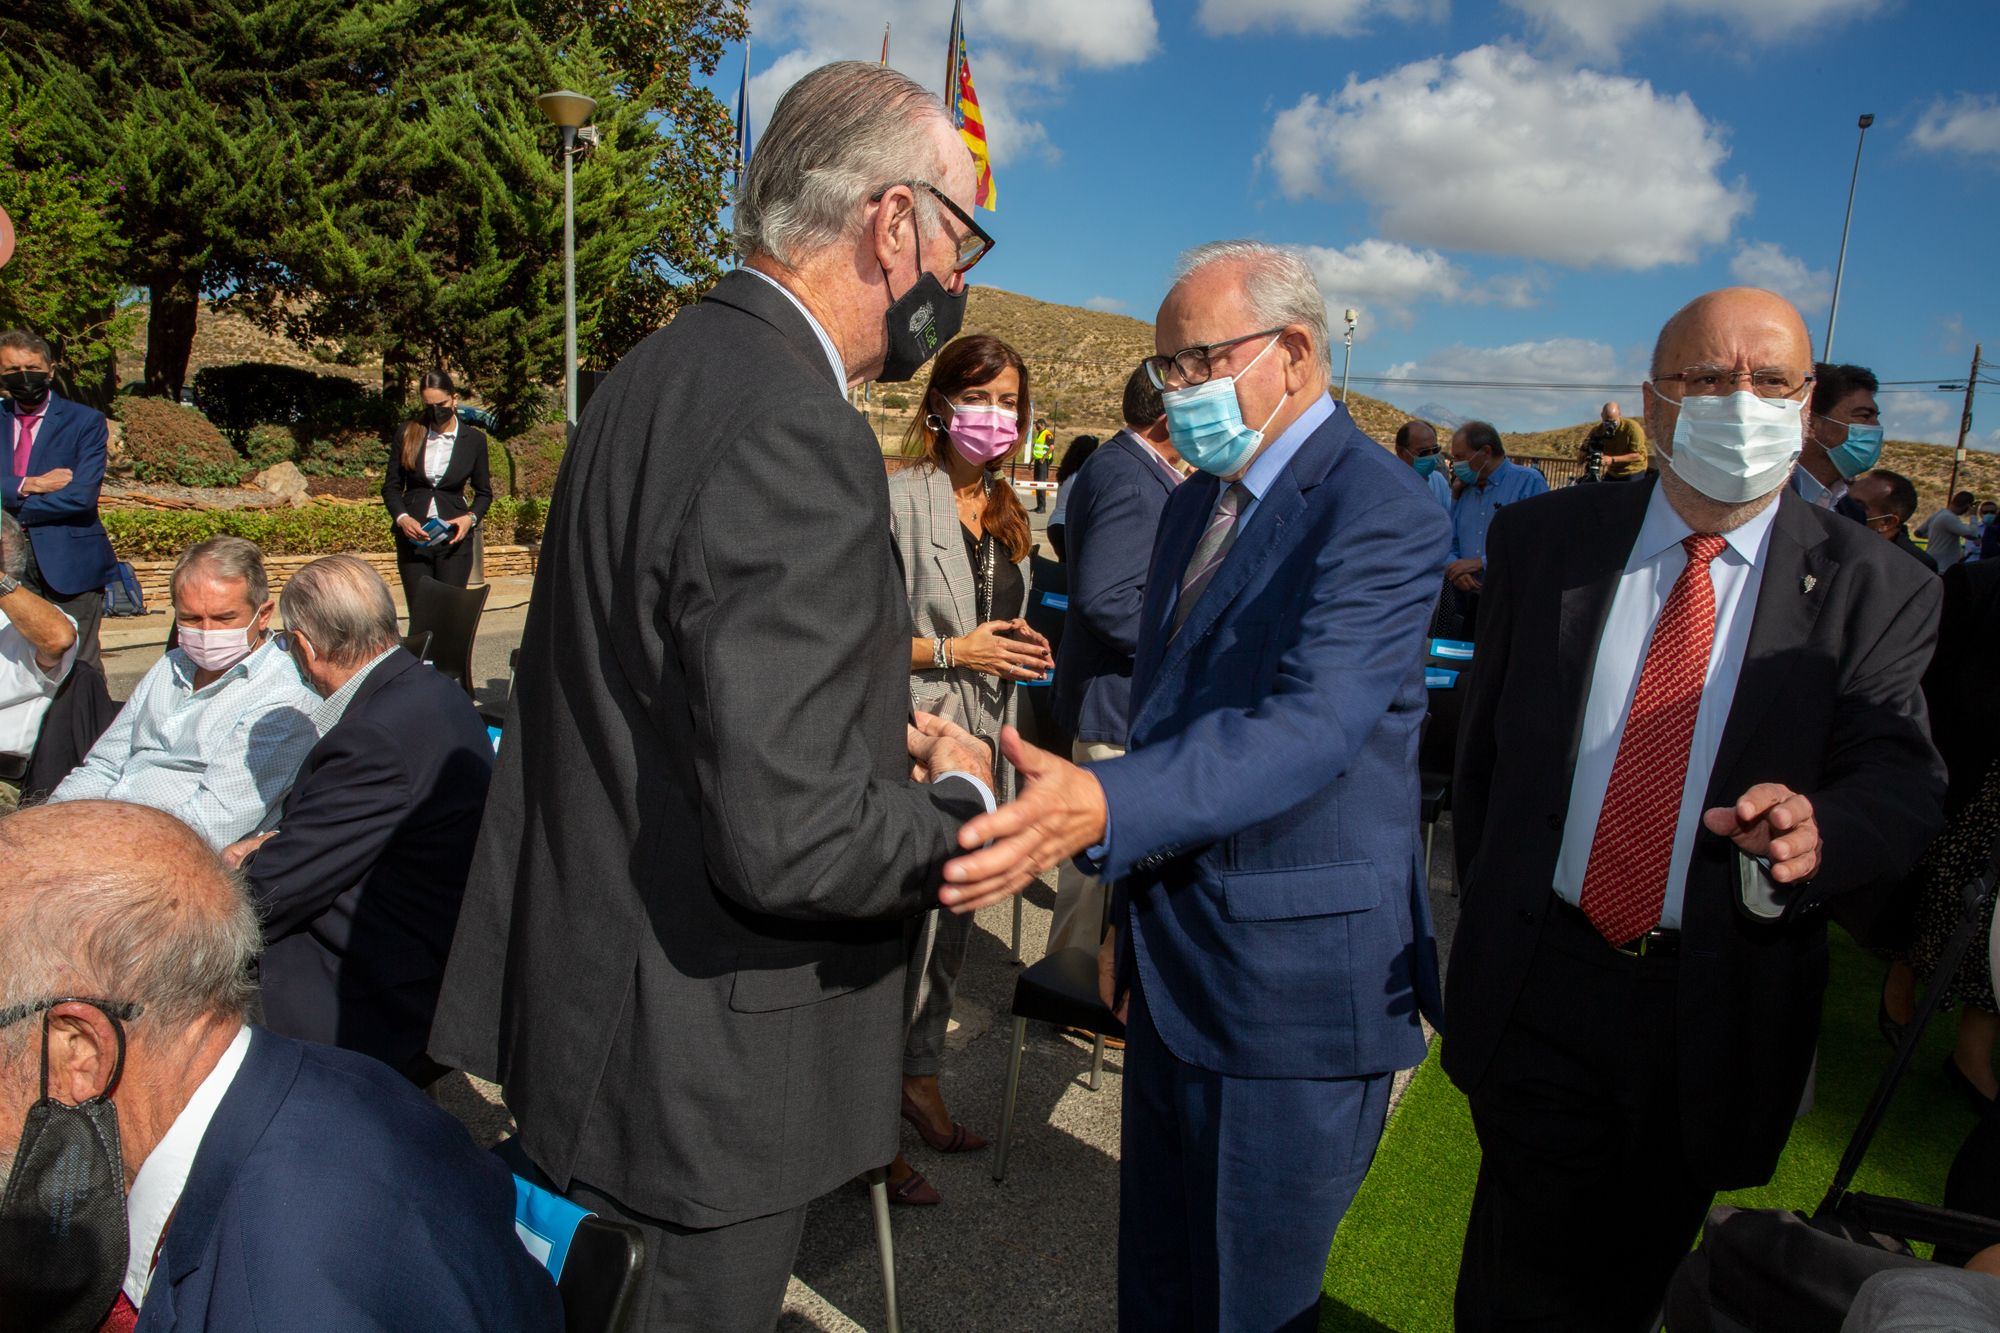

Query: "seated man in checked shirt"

xmin=50 ymin=536 xmax=319 ymax=849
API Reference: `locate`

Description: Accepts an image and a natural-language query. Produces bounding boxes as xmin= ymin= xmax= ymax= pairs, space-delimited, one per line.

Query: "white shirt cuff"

xmin=935 ymin=772 xmax=996 ymax=813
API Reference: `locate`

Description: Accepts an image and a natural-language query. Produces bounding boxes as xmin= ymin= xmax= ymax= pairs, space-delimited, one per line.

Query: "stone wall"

xmin=128 ymin=543 xmax=539 ymax=605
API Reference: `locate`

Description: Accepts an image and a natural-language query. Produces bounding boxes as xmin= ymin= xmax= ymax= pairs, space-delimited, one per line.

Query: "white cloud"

xmin=1504 ymin=0 xmax=1884 ymax=59
xmin=1912 ymin=94 xmax=2000 ymax=160
xmin=1267 ymin=46 xmax=1751 ymax=269
xmin=1728 ymin=241 xmax=1832 ymax=315
xmin=1877 ymin=388 xmax=2000 ymax=452
xmin=1294 ymin=238 xmax=1538 ymax=329
xmin=745 ymin=0 xmax=1158 ymax=169
xmin=1382 ymin=337 xmax=1642 ymax=429
xmin=1196 ymin=0 xmax=1442 ymax=38
xmin=1083 ymin=295 xmax=1127 ymax=313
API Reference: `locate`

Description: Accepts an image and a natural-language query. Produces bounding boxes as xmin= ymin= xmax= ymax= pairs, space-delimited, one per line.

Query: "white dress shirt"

xmin=422 ymin=427 xmax=456 ymax=521
xmin=124 ymin=1025 xmax=252 ymax=1309
xmin=0 ymin=605 xmax=76 ymax=758
xmin=1552 ymin=483 xmax=1780 ymax=929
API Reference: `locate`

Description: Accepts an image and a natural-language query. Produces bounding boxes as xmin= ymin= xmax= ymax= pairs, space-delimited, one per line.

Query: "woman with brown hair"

xmin=381 ymin=369 xmax=492 ymax=605
xmin=884 ymin=333 xmax=1053 ymax=1205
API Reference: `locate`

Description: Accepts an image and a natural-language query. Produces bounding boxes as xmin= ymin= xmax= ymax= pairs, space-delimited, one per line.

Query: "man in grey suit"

xmin=428 ymin=62 xmax=999 ymax=1331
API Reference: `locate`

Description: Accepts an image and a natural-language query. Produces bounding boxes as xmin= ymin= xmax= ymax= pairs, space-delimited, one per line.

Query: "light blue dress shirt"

xmin=1550 ymin=483 xmax=1778 ymax=929
xmin=1449 ymin=458 xmax=1550 ymax=562
xmin=51 ymin=636 xmax=322 ymax=850
xmin=1425 ymin=468 xmax=1453 ymax=512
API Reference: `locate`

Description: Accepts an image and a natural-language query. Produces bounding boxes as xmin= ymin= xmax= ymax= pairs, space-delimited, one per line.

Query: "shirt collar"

xmin=1124 ymin=430 xmax=1183 ymax=484
xmin=1238 ymin=393 xmax=1335 ymax=502
xmin=8 ymin=398 xmax=49 ymax=425
xmin=1630 ymin=477 xmax=1781 ymax=570
xmin=311 ymin=644 xmax=398 ymax=733
xmin=740 ymin=267 xmax=847 ymax=392
xmin=124 ymin=1024 xmax=252 ymax=1308
xmin=1794 ymin=464 xmax=1844 ymax=508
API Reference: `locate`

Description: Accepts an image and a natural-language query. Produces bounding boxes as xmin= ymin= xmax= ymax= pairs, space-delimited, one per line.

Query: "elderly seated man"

xmin=0 ymin=800 xmax=562 ymax=1331
xmin=223 ymin=555 xmax=495 ymax=1084
xmin=49 ymin=535 xmax=318 ymax=848
xmin=0 ymin=511 xmax=77 ymax=812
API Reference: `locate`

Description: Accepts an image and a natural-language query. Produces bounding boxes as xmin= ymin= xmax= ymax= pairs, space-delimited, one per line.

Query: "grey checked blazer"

xmin=887 ymin=461 xmax=1027 ymax=802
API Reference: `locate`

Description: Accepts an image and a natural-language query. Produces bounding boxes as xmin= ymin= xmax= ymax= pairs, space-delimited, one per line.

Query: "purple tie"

xmin=11 ymin=413 xmax=36 ymax=478
xmin=1172 ymin=482 xmax=1249 ymax=636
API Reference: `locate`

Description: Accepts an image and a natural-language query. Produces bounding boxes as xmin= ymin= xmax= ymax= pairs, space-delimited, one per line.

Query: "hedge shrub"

xmin=244 ymin=425 xmax=302 ymax=471
xmin=300 ymin=426 xmax=383 ymax=478
xmin=191 ymin=362 xmax=380 ymax=445
xmin=114 ymin=396 xmax=248 ymax=488
xmin=101 ymin=497 xmax=546 ymax=561
xmin=506 ymin=423 xmax=567 ymax=499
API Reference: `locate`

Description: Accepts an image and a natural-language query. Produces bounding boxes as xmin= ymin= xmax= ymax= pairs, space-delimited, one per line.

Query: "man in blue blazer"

xmin=1 ymin=328 xmax=118 ymax=668
xmin=0 ymin=799 xmax=559 ymax=1332
xmin=943 ymin=241 xmax=1452 ymax=1330
xmin=226 ymin=555 xmax=494 ymax=1083
xmin=1047 ymin=363 xmax=1182 ymax=955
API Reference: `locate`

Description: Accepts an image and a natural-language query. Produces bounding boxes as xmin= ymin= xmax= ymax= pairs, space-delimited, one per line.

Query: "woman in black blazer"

xmin=382 ymin=368 xmax=492 ymax=604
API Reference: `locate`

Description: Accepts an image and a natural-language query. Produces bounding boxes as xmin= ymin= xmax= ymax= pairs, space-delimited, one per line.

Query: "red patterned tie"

xmin=1577 ymin=533 xmax=1728 ymax=945
xmin=98 ymin=1292 xmax=139 ymax=1333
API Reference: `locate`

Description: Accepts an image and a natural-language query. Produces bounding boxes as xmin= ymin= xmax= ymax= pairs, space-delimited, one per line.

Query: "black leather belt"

xmin=1551 ymin=895 xmax=1681 ymax=958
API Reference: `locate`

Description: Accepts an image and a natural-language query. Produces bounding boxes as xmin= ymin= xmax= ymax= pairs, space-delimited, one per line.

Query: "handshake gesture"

xmin=908 ymin=718 xmax=1111 ymax=916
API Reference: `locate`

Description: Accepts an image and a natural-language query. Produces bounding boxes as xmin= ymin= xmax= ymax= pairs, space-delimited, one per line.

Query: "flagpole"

xmin=945 ymin=0 xmax=963 ymax=122
xmin=881 ymin=23 xmax=890 ymax=66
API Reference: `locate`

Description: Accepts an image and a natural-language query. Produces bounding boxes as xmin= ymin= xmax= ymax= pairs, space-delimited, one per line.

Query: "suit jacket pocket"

xmin=1219 ymin=860 xmax=1381 ymax=922
xmin=729 ymin=942 xmax=898 ymax=1013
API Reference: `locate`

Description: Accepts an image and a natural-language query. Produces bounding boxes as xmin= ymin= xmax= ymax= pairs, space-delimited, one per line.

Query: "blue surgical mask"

xmin=1822 ymin=418 xmax=1884 ymax=481
xmin=1451 ymin=460 xmax=1480 ymax=486
xmin=1411 ymin=454 xmax=1439 ymax=478
xmin=1159 ymin=336 xmax=1287 ymax=478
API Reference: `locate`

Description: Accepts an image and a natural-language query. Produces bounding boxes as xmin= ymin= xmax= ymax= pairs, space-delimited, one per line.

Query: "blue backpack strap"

xmin=511 ymin=1174 xmax=595 ymax=1283
xmin=1428 ymin=638 xmax=1475 ymax=661
xmin=1425 ymin=667 xmax=1460 ymax=690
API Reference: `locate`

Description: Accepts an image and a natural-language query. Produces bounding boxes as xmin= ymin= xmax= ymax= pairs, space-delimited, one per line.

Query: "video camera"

xmin=1580 ymin=420 xmax=1615 ymax=484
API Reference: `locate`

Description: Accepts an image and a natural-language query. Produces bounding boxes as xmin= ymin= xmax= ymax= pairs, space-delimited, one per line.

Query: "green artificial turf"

xmin=1320 ymin=928 xmax=1984 ymax=1331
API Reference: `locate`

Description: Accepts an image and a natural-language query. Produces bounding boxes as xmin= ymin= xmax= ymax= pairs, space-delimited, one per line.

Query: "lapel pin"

xmin=1801 ymin=575 xmax=1817 ymax=594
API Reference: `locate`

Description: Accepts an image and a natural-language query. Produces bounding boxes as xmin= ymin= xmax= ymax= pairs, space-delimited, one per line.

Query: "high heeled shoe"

xmin=900 ymin=1091 xmax=989 ymax=1153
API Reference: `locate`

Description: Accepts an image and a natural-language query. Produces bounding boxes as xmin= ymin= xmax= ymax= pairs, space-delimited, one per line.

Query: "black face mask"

xmin=421 ymin=402 xmax=455 ymax=430
xmin=876 ymin=224 xmax=965 ymax=385
xmin=1 ymin=369 xmax=51 ymax=410
xmin=0 ymin=1004 xmax=131 ymax=1333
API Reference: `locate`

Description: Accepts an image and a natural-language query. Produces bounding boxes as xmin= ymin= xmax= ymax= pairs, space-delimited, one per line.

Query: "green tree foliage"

xmin=0 ymin=66 xmax=142 ymax=404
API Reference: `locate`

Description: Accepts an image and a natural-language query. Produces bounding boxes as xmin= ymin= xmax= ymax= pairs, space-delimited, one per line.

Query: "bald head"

xmin=0 ymin=801 xmax=261 ymax=1039
xmin=1601 ymin=402 xmax=1621 ymax=424
xmin=1650 ymin=287 xmax=1811 ymax=381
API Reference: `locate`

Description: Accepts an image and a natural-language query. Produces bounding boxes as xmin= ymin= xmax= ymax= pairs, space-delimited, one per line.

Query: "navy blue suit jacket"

xmin=1095 ymin=404 xmax=1451 ymax=1079
xmin=134 ymin=1028 xmax=560 ymax=1332
xmin=247 ymin=649 xmax=494 ymax=1075
xmin=1 ymin=394 xmax=118 ymax=596
xmin=1053 ymin=430 xmax=1179 ymax=746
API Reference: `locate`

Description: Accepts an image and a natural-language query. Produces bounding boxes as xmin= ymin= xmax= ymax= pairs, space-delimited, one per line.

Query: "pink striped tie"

xmin=1172 ymin=482 xmax=1249 ymax=636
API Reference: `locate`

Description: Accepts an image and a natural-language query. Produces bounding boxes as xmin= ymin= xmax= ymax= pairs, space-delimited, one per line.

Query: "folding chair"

xmin=407 ymin=577 xmax=490 ymax=697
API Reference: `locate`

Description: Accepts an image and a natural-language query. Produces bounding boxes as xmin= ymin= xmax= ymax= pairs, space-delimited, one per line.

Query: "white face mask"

xmin=1662 ymin=389 xmax=1803 ymax=504
xmin=178 ymin=624 xmax=259 ymax=674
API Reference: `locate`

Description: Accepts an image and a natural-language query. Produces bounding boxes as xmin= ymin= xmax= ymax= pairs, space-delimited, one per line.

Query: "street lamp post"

xmin=1341 ymin=308 xmax=1358 ymax=402
xmin=537 ymin=89 xmax=597 ymax=432
xmin=1823 ymin=112 xmax=1874 ymax=362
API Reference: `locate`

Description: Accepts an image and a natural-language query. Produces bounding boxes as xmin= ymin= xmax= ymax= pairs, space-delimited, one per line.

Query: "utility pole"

xmin=1947 ymin=342 xmax=1983 ymax=500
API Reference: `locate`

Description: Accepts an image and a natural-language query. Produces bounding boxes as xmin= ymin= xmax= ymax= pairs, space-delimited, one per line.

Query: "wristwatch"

xmin=0 ymin=573 xmax=19 ymax=598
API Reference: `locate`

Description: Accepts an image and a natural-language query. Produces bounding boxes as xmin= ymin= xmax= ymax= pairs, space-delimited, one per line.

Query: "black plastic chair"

xmin=401 ymin=629 xmax=432 ymax=662
xmin=991 ymin=907 xmax=1124 ymax=1182
xmin=494 ymin=1138 xmax=645 ymax=1333
xmin=407 ymin=578 xmax=490 ymax=698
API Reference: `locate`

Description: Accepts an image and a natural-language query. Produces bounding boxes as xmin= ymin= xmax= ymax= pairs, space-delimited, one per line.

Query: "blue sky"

xmin=720 ymin=0 xmax=1998 ymax=440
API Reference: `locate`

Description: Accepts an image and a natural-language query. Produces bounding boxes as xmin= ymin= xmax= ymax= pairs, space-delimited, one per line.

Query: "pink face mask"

xmin=179 ymin=625 xmax=259 ymax=674
xmin=945 ymin=404 xmax=1020 ymax=466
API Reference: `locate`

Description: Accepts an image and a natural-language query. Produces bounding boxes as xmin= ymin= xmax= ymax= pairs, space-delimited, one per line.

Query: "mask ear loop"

xmin=39 ymin=1002 xmax=129 ymax=1106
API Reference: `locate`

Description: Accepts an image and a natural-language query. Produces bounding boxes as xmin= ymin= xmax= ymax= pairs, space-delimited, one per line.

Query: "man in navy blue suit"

xmin=1047 ymin=363 xmax=1182 ymax=957
xmin=0 ymin=799 xmax=558 ymax=1332
xmin=943 ymin=240 xmax=1452 ymax=1330
xmin=1 ymin=328 xmax=118 ymax=669
xmin=223 ymin=555 xmax=494 ymax=1084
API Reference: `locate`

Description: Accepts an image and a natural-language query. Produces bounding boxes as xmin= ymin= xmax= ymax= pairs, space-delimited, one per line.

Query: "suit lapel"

xmin=1706 ymin=493 xmax=1834 ymax=799
xmin=1556 ymin=479 xmax=1652 ymax=775
xmin=925 ymin=465 xmax=979 ymax=631
xmin=1130 ymin=472 xmax=1217 ymax=708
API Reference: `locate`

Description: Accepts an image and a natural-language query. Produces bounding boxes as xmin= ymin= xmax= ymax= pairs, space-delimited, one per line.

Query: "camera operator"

xmin=1576 ymin=400 xmax=1648 ymax=482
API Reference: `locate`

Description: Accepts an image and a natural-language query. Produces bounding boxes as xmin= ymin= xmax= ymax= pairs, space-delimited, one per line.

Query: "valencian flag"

xmin=945 ymin=0 xmax=996 ymax=211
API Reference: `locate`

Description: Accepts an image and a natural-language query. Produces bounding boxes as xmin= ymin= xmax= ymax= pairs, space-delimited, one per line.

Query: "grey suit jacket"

xmin=427 ymin=270 xmax=984 ymax=1228
xmin=886 ymin=461 xmax=1026 ymax=800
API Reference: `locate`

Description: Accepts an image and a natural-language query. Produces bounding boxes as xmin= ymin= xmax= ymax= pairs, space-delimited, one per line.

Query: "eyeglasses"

xmin=0 ymin=995 xmax=144 ymax=1031
xmin=870 ymin=180 xmax=994 ymax=274
xmin=1651 ymin=366 xmax=1813 ymax=401
xmin=1142 ymin=327 xmax=1286 ymax=391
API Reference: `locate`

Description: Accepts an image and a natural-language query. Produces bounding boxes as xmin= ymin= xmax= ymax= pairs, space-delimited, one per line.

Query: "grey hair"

xmin=172 ymin=535 xmax=270 ymax=610
xmin=0 ymin=803 xmax=262 ymax=1055
xmin=733 ymin=62 xmax=955 ymax=269
xmin=1175 ymin=241 xmax=1334 ymax=378
xmin=0 ymin=512 xmax=24 ymax=580
xmin=281 ymin=555 xmax=398 ymax=668
xmin=0 ymin=328 xmax=51 ymax=364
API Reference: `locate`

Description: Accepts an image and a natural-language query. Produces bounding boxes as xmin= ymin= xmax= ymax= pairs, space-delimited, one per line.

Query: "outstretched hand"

xmin=1702 ymin=783 xmax=1820 ymax=885
xmin=939 ymin=726 xmax=1107 ymax=915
